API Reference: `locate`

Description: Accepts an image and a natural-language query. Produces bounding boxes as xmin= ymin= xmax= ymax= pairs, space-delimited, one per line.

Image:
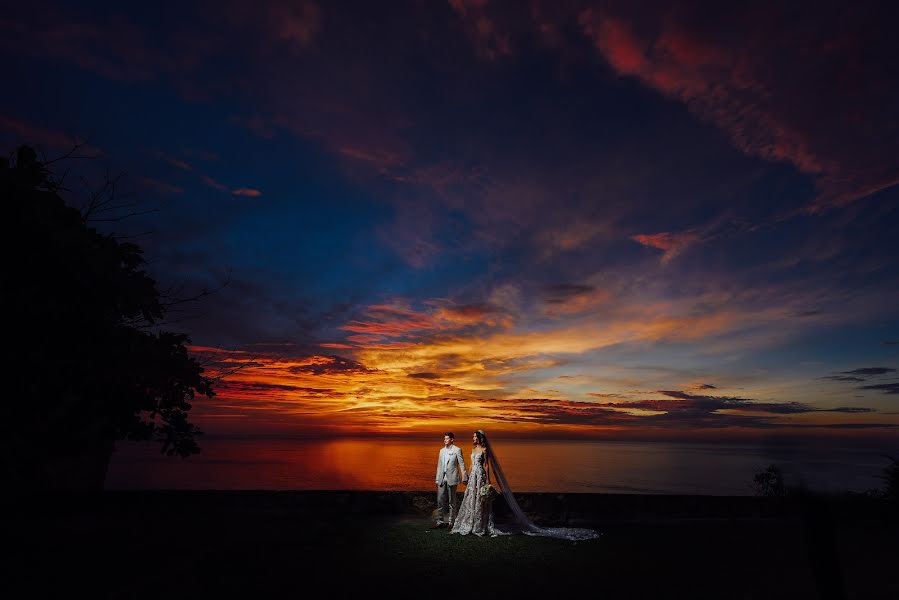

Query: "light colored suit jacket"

xmin=436 ymin=445 xmax=467 ymax=486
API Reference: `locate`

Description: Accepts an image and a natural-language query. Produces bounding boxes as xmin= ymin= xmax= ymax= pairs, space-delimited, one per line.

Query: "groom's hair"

xmin=444 ymin=432 xmax=454 ymax=440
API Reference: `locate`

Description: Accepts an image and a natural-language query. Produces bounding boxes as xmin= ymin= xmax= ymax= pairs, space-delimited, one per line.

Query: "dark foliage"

xmin=753 ymin=464 xmax=788 ymax=497
xmin=878 ymin=455 xmax=899 ymax=503
xmin=1 ymin=146 xmax=215 ymax=490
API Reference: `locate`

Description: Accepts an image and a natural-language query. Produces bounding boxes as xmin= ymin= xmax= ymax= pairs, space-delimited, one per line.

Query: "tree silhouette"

xmin=753 ymin=464 xmax=788 ymax=497
xmin=879 ymin=455 xmax=899 ymax=504
xmin=2 ymin=145 xmax=215 ymax=491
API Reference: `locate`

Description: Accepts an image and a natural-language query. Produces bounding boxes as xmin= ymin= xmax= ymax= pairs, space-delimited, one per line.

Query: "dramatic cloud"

xmin=578 ymin=1 xmax=899 ymax=212
xmin=7 ymin=1 xmax=899 ymax=443
xmin=628 ymin=390 xmax=854 ymax=415
xmin=186 ymin=346 xmax=891 ymax=436
xmin=435 ymin=303 xmax=512 ymax=328
xmin=340 ymin=303 xmax=441 ymax=338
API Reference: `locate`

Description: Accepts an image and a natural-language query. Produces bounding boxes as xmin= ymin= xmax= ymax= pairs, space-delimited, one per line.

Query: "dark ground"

xmin=3 ymin=491 xmax=897 ymax=598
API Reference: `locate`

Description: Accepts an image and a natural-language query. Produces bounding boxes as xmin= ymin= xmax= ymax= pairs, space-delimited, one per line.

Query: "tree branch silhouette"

xmin=2 ymin=143 xmax=226 ymax=491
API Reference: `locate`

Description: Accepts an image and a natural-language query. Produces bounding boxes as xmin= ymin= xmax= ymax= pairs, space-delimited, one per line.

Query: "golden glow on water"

xmin=106 ymin=437 xmax=891 ymax=495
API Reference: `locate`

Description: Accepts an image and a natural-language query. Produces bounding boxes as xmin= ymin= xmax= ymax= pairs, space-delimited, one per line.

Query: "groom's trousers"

xmin=436 ymin=482 xmax=458 ymax=525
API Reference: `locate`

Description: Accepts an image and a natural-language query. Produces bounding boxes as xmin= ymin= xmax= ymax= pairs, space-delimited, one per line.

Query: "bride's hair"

xmin=475 ymin=430 xmax=488 ymax=449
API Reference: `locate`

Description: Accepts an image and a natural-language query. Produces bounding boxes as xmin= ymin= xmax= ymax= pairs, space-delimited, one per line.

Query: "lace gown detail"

xmin=444 ymin=432 xmax=601 ymax=541
xmin=450 ymin=450 xmax=496 ymax=537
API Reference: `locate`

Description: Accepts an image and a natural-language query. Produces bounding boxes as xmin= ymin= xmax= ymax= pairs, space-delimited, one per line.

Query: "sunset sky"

xmin=5 ymin=1 xmax=899 ymax=444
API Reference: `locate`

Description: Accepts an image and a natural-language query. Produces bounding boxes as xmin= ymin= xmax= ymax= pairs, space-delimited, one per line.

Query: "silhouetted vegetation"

xmin=753 ymin=464 xmax=789 ymax=497
xmin=2 ymin=145 xmax=215 ymax=491
xmin=850 ymin=455 xmax=899 ymax=504
xmin=877 ymin=455 xmax=899 ymax=503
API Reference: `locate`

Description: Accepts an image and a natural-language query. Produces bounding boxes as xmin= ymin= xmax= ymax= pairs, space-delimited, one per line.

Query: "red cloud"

xmin=232 ymin=187 xmax=263 ymax=198
xmin=583 ymin=15 xmax=646 ymax=75
xmin=346 ymin=334 xmax=383 ymax=344
xmin=632 ymin=231 xmax=700 ymax=263
xmin=579 ymin=3 xmax=899 ymax=212
xmin=340 ymin=304 xmax=439 ymax=337
xmin=434 ymin=303 xmax=512 ymax=328
xmin=336 ymin=299 xmax=513 ymax=347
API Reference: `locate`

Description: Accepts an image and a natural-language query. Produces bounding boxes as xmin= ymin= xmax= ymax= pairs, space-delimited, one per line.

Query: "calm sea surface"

xmin=105 ymin=437 xmax=897 ymax=495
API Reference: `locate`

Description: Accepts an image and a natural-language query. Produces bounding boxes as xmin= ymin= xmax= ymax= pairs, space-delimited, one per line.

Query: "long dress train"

xmin=451 ymin=431 xmax=601 ymax=541
xmin=450 ymin=449 xmax=497 ymax=536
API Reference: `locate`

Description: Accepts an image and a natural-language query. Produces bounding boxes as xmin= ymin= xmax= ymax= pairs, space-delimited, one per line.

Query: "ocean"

xmin=105 ymin=437 xmax=897 ymax=495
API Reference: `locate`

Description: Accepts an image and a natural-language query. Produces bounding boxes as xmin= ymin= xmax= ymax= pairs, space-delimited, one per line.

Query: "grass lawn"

xmin=4 ymin=499 xmax=897 ymax=598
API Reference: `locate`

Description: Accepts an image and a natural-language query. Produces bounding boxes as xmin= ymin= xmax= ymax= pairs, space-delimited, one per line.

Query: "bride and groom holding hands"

xmin=434 ymin=431 xmax=498 ymax=536
xmin=433 ymin=430 xmax=602 ymax=541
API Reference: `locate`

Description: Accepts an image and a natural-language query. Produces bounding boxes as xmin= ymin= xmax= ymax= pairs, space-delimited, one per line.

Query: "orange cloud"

xmin=340 ymin=303 xmax=439 ymax=337
xmin=350 ymin=302 xmax=745 ymax=396
xmin=433 ymin=303 xmax=514 ymax=328
xmin=186 ymin=344 xmax=897 ymax=441
xmin=338 ymin=301 xmax=514 ymax=343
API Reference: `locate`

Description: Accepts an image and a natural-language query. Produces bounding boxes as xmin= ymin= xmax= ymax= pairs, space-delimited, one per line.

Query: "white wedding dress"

xmin=450 ymin=449 xmax=497 ymax=536
xmin=451 ymin=431 xmax=601 ymax=542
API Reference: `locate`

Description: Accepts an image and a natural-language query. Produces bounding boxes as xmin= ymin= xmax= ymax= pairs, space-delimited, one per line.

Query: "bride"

xmin=450 ymin=430 xmax=601 ymax=541
xmin=450 ymin=431 xmax=498 ymax=536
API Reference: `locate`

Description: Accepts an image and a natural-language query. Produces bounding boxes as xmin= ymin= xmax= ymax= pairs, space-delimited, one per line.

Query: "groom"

xmin=434 ymin=432 xmax=467 ymax=528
